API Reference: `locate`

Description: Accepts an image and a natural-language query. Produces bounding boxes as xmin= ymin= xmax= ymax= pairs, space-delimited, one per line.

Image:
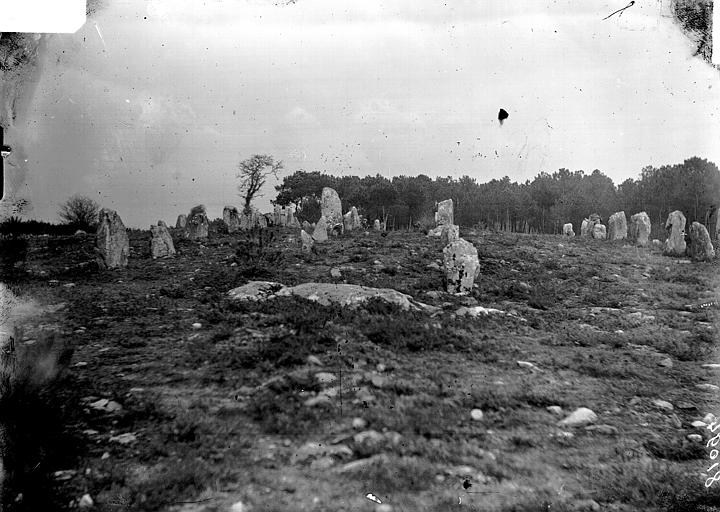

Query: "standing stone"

xmin=443 ymin=239 xmax=480 ymax=294
xmin=687 ymin=222 xmax=715 ymax=262
xmin=313 ymin=216 xmax=328 ymax=242
xmin=185 ymin=205 xmax=209 ymax=240
xmin=175 ymin=214 xmax=187 ymax=229
xmin=150 ymin=221 xmax=176 ymax=258
xmin=607 ymin=211 xmax=628 ymax=240
xmin=96 ymin=208 xmax=130 ymax=269
xmin=320 ymin=187 xmax=343 ymax=230
xmin=628 ymin=212 xmax=651 ymax=247
xmin=436 ymin=199 xmax=454 ymax=226
xmin=440 ymin=224 xmax=459 ymax=245
xmin=707 ymin=205 xmax=720 ymax=244
xmin=373 ymin=219 xmax=382 ymax=231
xmin=580 ymin=219 xmax=590 ymax=237
xmin=563 ymin=223 xmax=575 ymax=237
xmin=223 ymin=206 xmax=240 ymax=233
xmin=302 ymin=220 xmax=312 ymax=233
xmin=592 ymin=224 xmax=607 ymax=240
xmin=664 ymin=210 xmax=687 ymax=256
xmin=257 ymin=214 xmax=268 ymax=229
xmin=301 ymin=230 xmax=314 ymax=252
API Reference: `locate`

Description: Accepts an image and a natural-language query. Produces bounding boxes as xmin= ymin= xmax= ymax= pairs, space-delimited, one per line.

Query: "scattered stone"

xmin=443 ymin=239 xmax=480 ymax=293
xmin=313 ymin=216 xmax=329 ymax=242
xmin=687 ymin=221 xmax=715 ymax=262
xmin=352 ymin=417 xmax=367 ymax=429
xmin=652 ymin=399 xmax=673 ymax=411
xmin=291 ymin=441 xmax=353 ymax=465
xmin=304 ymin=394 xmax=332 ymax=407
xmin=440 ymin=224 xmax=460 ymax=245
xmin=192 ymin=322 xmax=202 ymax=329
xmin=470 ymin=409 xmax=484 ymax=421
xmin=558 ymin=407 xmax=597 ymax=427
xmin=300 ymin=229 xmax=314 ymax=252
xmin=175 ymin=214 xmax=187 ymax=229
xmin=692 ymin=420 xmax=707 ymax=428
xmin=223 ymin=206 xmax=241 ymax=233
xmin=703 ymin=364 xmax=720 ymax=369
xmin=315 ymin=372 xmax=337 ymax=384
xmin=375 ymin=504 xmax=393 ymax=512
xmin=78 ymin=494 xmax=94 ymax=509
xmin=517 ymin=361 xmax=538 ymax=370
xmin=688 ymin=434 xmax=703 ymax=442
xmin=229 ymin=500 xmax=247 ymax=512
xmin=455 ymin=306 xmax=504 ymax=316
xmin=563 ymin=223 xmax=575 ymax=236
xmin=370 ymin=374 xmax=387 ymax=388
xmin=664 ymin=210 xmax=687 ymax=256
xmin=330 ymin=267 xmax=342 ymax=278
xmin=306 ymin=355 xmax=322 ymax=366
xmin=109 ymin=433 xmax=137 ymax=444
xmin=96 ymin=208 xmax=130 ymax=269
xmin=227 ymin=281 xmax=284 ymax=301
xmin=546 ymin=406 xmax=563 ymax=415
xmin=74 ymin=229 xmax=87 ymax=236
xmin=629 ymin=212 xmax=651 ymax=246
xmin=608 ymin=211 xmax=628 ymax=240
xmin=571 ymin=499 xmax=600 ymax=512
xmin=704 ymin=413 xmax=717 ymax=424
xmin=150 ymin=221 xmax=176 ymax=258
xmin=592 ymin=224 xmax=607 ymax=240
xmin=89 ymin=399 xmax=123 ymax=413
xmin=658 ymin=358 xmax=673 ymax=368
xmin=320 ymin=187 xmax=343 ymax=231
xmin=184 ymin=205 xmax=209 ymax=240
xmin=696 ymin=383 xmax=720 ymax=392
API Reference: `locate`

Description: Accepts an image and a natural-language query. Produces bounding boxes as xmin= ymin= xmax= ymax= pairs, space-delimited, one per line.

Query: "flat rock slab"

xmin=228 ymin=281 xmax=436 ymax=312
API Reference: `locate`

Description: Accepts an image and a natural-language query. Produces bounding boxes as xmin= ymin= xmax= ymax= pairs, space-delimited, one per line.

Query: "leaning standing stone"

xmin=592 ymin=224 xmax=607 ymax=240
xmin=607 ymin=211 xmax=627 ymax=240
xmin=687 ymin=222 xmax=715 ymax=262
xmin=628 ymin=212 xmax=651 ymax=247
xmin=301 ymin=230 xmax=314 ymax=252
xmin=563 ymin=223 xmax=574 ymax=236
xmin=313 ymin=216 xmax=328 ymax=242
xmin=320 ymin=187 xmax=343 ymax=230
xmin=440 ymin=224 xmax=459 ymax=245
xmin=443 ymin=239 xmax=480 ymax=293
xmin=96 ymin=208 xmax=130 ymax=269
xmin=185 ymin=205 xmax=209 ymax=240
xmin=150 ymin=221 xmax=176 ymax=258
xmin=664 ymin=210 xmax=687 ymax=256
xmin=175 ymin=214 xmax=187 ymax=229
xmin=223 ymin=206 xmax=241 ymax=233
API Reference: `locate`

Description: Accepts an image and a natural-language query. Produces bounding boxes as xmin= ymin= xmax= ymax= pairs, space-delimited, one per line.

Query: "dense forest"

xmin=274 ymin=157 xmax=720 ymax=237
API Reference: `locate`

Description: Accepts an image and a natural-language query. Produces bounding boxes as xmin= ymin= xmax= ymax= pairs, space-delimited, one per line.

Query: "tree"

xmin=57 ymin=194 xmax=100 ymax=230
xmin=237 ymin=154 xmax=283 ymax=213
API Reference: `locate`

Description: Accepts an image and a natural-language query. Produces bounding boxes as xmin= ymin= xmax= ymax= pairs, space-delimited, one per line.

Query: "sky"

xmin=5 ymin=0 xmax=720 ymax=227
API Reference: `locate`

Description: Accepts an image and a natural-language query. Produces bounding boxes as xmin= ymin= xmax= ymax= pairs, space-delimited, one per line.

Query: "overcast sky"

xmin=9 ymin=0 xmax=720 ymax=227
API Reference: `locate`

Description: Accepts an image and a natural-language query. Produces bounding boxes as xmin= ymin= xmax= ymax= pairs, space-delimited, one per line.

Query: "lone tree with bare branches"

xmin=58 ymin=194 xmax=101 ymax=231
xmin=237 ymin=154 xmax=283 ymax=214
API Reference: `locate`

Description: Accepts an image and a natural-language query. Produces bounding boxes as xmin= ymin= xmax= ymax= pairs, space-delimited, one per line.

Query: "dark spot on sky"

xmin=498 ymin=108 xmax=509 ymax=125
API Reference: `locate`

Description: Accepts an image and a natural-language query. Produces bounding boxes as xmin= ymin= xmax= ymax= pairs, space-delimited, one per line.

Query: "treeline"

xmin=274 ymin=157 xmax=720 ymax=236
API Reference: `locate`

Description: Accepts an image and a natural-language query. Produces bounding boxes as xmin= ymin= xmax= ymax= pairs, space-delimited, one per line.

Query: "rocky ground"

xmin=3 ymin=226 xmax=720 ymax=511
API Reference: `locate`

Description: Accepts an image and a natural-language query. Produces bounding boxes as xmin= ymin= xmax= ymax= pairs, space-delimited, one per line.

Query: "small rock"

xmin=304 ymin=394 xmax=332 ymax=407
xmin=675 ymin=401 xmax=696 ymax=410
xmin=688 ymin=434 xmax=703 ymax=442
xmin=571 ymin=499 xmax=600 ymax=512
xmin=109 ymin=433 xmax=137 ymax=444
xmin=306 ymin=355 xmax=323 ymax=366
xmin=330 ymin=267 xmax=342 ymax=278
xmin=370 ymin=375 xmax=387 ymax=388
xmin=702 ymin=364 xmax=720 ymax=369
xmin=352 ymin=417 xmax=367 ymax=430
xmin=585 ymin=424 xmax=619 ymax=435
xmin=230 ymin=500 xmax=247 ymax=512
xmin=652 ymin=399 xmax=674 ymax=412
xmin=470 ymin=409 xmax=484 ymax=421
xmin=310 ymin=456 xmax=335 ymax=469
xmin=517 ymin=361 xmax=538 ymax=370
xmin=692 ymin=420 xmax=707 ymax=428
xmin=629 ymin=396 xmax=642 ymax=407
xmin=100 ymin=452 xmax=110 ymax=460
xmin=558 ymin=407 xmax=597 ymax=427
xmin=546 ymin=406 xmax=563 ymax=415
xmin=192 ymin=322 xmax=202 ymax=329
xmin=376 ymin=504 xmax=393 ymax=512
xmin=658 ymin=358 xmax=673 ymax=368
xmin=315 ymin=372 xmax=337 ymax=384
xmin=53 ymin=470 xmax=77 ymax=481
xmin=697 ymin=384 xmax=720 ymax=392
xmin=376 ymin=363 xmax=386 ymax=372
xmin=78 ymin=494 xmax=94 ymax=509
xmin=704 ymin=413 xmax=718 ymax=424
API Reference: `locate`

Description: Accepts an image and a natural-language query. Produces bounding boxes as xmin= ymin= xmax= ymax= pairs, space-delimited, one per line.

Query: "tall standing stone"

xmin=687 ymin=222 xmax=715 ymax=262
xmin=628 ymin=212 xmax=651 ymax=247
xmin=320 ymin=187 xmax=343 ymax=232
xmin=563 ymin=223 xmax=575 ymax=237
xmin=443 ymin=238 xmax=480 ymax=294
xmin=313 ymin=216 xmax=328 ymax=242
xmin=301 ymin=229 xmax=314 ymax=252
xmin=150 ymin=221 xmax=176 ymax=258
xmin=223 ymin=206 xmax=240 ymax=233
xmin=607 ymin=211 xmax=627 ymax=240
xmin=185 ymin=205 xmax=209 ymax=240
xmin=580 ymin=219 xmax=590 ymax=237
xmin=436 ymin=199 xmax=454 ymax=227
xmin=707 ymin=206 xmax=720 ymax=244
xmin=96 ymin=208 xmax=130 ymax=269
xmin=176 ymin=214 xmax=187 ymax=229
xmin=664 ymin=210 xmax=687 ymax=256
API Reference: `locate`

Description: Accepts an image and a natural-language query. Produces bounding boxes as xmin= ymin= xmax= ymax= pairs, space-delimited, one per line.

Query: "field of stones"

xmin=2 ymin=192 xmax=720 ymax=512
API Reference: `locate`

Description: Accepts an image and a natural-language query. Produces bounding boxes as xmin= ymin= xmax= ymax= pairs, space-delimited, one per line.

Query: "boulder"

xmin=320 ymin=187 xmax=343 ymax=230
xmin=628 ymin=212 xmax=651 ymax=247
xmin=301 ymin=229 xmax=314 ymax=252
xmin=435 ymin=199 xmax=454 ymax=226
xmin=687 ymin=222 xmax=715 ymax=262
xmin=442 ymin=239 xmax=480 ymax=293
xmin=150 ymin=220 xmax=176 ymax=259
xmin=96 ymin=208 xmax=130 ymax=269
xmin=663 ymin=210 xmax=687 ymax=256
xmin=607 ymin=211 xmax=627 ymax=240
xmin=223 ymin=206 xmax=240 ymax=233
xmin=440 ymin=224 xmax=459 ymax=245
xmin=184 ymin=205 xmax=209 ymax=240
xmin=592 ymin=224 xmax=607 ymax=240
xmin=373 ymin=219 xmax=382 ymax=231
xmin=313 ymin=216 xmax=328 ymax=242
xmin=562 ymin=223 xmax=574 ymax=237
xmin=175 ymin=214 xmax=187 ymax=229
